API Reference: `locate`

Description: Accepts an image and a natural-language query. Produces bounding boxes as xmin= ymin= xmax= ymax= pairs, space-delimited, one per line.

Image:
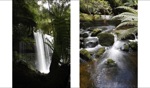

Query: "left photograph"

xmin=13 ymin=0 xmax=70 ymax=88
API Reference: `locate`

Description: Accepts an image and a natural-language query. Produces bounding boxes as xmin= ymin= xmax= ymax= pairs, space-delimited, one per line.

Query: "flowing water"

xmin=91 ymin=40 xmax=137 ymax=88
xmin=34 ymin=30 xmax=53 ymax=74
xmin=80 ymin=25 xmax=137 ymax=88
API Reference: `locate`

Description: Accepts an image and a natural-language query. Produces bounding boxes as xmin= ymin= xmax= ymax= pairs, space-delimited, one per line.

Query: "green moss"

xmin=129 ymin=41 xmax=137 ymax=51
xmin=80 ymin=49 xmax=91 ymax=61
xmin=80 ymin=13 xmax=100 ymax=21
xmin=95 ymin=47 xmax=105 ymax=58
xmin=107 ymin=59 xmax=115 ymax=64
xmin=105 ymin=58 xmax=116 ymax=67
xmin=97 ymin=33 xmax=114 ymax=46
xmin=91 ymin=28 xmax=102 ymax=37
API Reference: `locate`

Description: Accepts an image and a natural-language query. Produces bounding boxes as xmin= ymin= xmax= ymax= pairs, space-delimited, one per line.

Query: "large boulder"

xmin=97 ymin=33 xmax=114 ymax=46
xmin=95 ymin=47 xmax=105 ymax=58
xmin=91 ymin=28 xmax=102 ymax=37
xmin=80 ymin=49 xmax=92 ymax=61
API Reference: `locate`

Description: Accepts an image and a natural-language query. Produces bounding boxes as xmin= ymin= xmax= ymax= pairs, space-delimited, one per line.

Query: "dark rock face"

xmin=97 ymin=33 xmax=114 ymax=46
xmin=13 ymin=59 xmax=70 ymax=88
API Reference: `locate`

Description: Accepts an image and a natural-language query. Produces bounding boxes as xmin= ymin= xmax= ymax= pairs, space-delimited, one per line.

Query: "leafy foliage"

xmin=47 ymin=0 xmax=70 ymax=64
xmin=80 ymin=0 xmax=112 ymax=15
xmin=112 ymin=6 xmax=137 ymax=40
xmin=13 ymin=0 xmax=40 ymax=52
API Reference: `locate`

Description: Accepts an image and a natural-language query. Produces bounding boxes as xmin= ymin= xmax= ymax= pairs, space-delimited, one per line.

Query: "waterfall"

xmin=34 ymin=30 xmax=53 ymax=74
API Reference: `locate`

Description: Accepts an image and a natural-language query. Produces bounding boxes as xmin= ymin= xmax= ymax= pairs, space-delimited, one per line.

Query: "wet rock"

xmin=105 ymin=59 xmax=116 ymax=67
xmin=85 ymin=41 xmax=98 ymax=48
xmin=86 ymin=27 xmax=94 ymax=32
xmin=80 ymin=49 xmax=92 ymax=61
xmin=121 ymin=44 xmax=130 ymax=52
xmin=95 ymin=47 xmax=105 ymax=58
xmin=80 ymin=32 xmax=89 ymax=38
xmin=91 ymin=28 xmax=102 ymax=37
xmin=135 ymin=32 xmax=138 ymax=36
xmin=129 ymin=41 xmax=137 ymax=51
xmin=121 ymin=34 xmax=135 ymax=40
xmin=97 ymin=33 xmax=114 ymax=46
xmin=80 ymin=37 xmax=84 ymax=42
xmin=80 ymin=42 xmax=84 ymax=48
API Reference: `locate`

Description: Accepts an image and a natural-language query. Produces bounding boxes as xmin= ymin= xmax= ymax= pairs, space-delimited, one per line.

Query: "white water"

xmin=34 ymin=30 xmax=53 ymax=74
xmin=92 ymin=34 xmax=136 ymax=88
xmin=80 ymin=25 xmax=137 ymax=87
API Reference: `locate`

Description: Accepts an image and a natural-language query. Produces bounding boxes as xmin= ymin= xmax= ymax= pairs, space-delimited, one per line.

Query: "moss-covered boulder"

xmin=95 ymin=47 xmax=105 ymax=58
xmin=105 ymin=59 xmax=116 ymax=67
xmin=80 ymin=49 xmax=92 ymax=61
xmin=129 ymin=41 xmax=137 ymax=51
xmin=91 ymin=28 xmax=102 ymax=37
xmin=121 ymin=44 xmax=130 ymax=52
xmin=97 ymin=33 xmax=114 ymax=46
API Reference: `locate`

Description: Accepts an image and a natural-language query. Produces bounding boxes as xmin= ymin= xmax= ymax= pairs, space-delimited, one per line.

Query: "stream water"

xmin=80 ymin=25 xmax=137 ymax=88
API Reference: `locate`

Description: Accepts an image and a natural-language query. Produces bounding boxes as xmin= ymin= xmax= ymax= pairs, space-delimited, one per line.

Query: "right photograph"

xmin=80 ymin=0 xmax=137 ymax=88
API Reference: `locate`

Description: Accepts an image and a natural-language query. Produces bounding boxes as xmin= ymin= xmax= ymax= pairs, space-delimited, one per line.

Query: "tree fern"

xmin=47 ymin=0 xmax=70 ymax=65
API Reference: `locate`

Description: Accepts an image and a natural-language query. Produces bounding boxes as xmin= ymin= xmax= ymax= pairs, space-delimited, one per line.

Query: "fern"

xmin=115 ymin=27 xmax=137 ymax=40
xmin=112 ymin=6 xmax=138 ymax=40
xmin=116 ymin=6 xmax=137 ymax=14
xmin=47 ymin=0 xmax=70 ymax=64
xmin=116 ymin=21 xmax=137 ymax=29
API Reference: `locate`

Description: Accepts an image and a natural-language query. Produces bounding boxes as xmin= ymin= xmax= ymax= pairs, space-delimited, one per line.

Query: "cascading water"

xmin=34 ymin=30 xmax=53 ymax=74
xmin=92 ymin=34 xmax=137 ymax=88
xmin=80 ymin=25 xmax=137 ymax=88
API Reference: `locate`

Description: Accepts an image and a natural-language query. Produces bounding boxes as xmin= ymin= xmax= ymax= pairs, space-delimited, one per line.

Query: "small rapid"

xmin=80 ymin=25 xmax=137 ymax=88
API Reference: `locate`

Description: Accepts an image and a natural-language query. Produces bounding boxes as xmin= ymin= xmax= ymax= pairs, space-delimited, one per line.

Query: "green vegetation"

xmin=129 ymin=41 xmax=137 ymax=50
xmin=13 ymin=0 xmax=70 ymax=66
xmin=13 ymin=0 xmax=70 ymax=87
xmin=112 ymin=6 xmax=137 ymax=40
xmin=97 ymin=33 xmax=114 ymax=46
xmin=80 ymin=13 xmax=100 ymax=21
xmin=91 ymin=28 xmax=102 ymax=36
xmin=80 ymin=49 xmax=92 ymax=61
xmin=80 ymin=0 xmax=137 ymax=87
xmin=121 ymin=44 xmax=130 ymax=51
xmin=80 ymin=0 xmax=112 ymax=22
xmin=105 ymin=58 xmax=116 ymax=67
xmin=95 ymin=47 xmax=105 ymax=58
